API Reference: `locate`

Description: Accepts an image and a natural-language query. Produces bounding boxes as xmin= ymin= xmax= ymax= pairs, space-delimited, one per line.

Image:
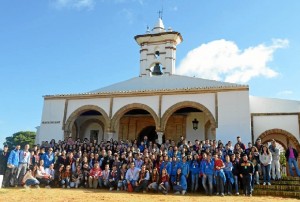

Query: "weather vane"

xmin=158 ymin=0 xmax=164 ymax=19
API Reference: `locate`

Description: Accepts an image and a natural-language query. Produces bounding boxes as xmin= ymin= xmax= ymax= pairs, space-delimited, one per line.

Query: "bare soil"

xmin=0 ymin=188 xmax=298 ymax=202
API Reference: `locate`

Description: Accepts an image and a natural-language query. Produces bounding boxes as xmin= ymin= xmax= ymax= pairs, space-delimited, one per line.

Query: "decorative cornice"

xmin=44 ymin=86 xmax=249 ymax=100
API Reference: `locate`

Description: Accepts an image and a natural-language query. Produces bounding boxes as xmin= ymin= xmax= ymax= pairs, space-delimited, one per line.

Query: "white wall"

xmin=161 ymin=93 xmax=216 ymax=118
xmin=67 ymin=98 xmax=111 ymax=118
xmin=253 ymin=115 xmax=300 ymax=141
xmin=217 ymin=91 xmax=251 ymax=144
xmin=112 ymin=96 xmax=159 ymax=116
xmin=82 ymin=122 xmax=104 ymax=142
xmin=38 ymin=99 xmax=66 ymax=143
xmin=250 ymin=96 xmax=300 ymax=113
xmin=185 ymin=112 xmax=205 ymax=142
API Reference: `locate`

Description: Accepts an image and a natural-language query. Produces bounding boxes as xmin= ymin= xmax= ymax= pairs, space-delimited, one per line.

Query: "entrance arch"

xmin=64 ymin=105 xmax=110 ymax=140
xmin=257 ymin=128 xmax=300 ymax=176
xmin=257 ymin=128 xmax=300 ymax=151
xmin=161 ymin=101 xmax=217 ymax=131
xmin=161 ymin=101 xmax=217 ymax=141
xmin=111 ymin=103 xmax=159 ymax=132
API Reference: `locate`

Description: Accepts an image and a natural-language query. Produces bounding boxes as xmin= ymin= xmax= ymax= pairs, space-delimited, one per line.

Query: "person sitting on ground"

xmin=134 ymin=164 xmax=150 ymax=193
xmin=100 ymin=164 xmax=110 ymax=188
xmin=88 ymin=162 xmax=102 ymax=189
xmin=172 ymin=167 xmax=187 ymax=195
xmin=125 ymin=162 xmax=140 ymax=191
xmin=108 ymin=164 xmax=120 ymax=191
xmin=118 ymin=163 xmax=128 ymax=191
xmin=61 ymin=165 xmax=72 ymax=188
xmin=148 ymin=166 xmax=159 ymax=192
xmin=158 ymin=168 xmax=170 ymax=195
xmin=22 ymin=167 xmax=40 ymax=189
xmin=36 ymin=160 xmax=51 ymax=188
xmin=45 ymin=163 xmax=55 ymax=188
xmin=72 ymin=165 xmax=83 ymax=188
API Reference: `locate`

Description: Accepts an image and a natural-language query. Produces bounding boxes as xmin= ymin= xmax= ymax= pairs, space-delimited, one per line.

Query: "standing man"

xmin=239 ymin=154 xmax=254 ymax=197
xmin=0 ymin=145 xmax=9 ymax=188
xmin=5 ymin=145 xmax=21 ymax=187
xmin=285 ymin=143 xmax=300 ymax=177
xmin=16 ymin=144 xmax=31 ymax=185
xmin=0 ymin=145 xmax=9 ymax=175
xmin=42 ymin=147 xmax=55 ymax=169
xmin=269 ymin=140 xmax=281 ymax=180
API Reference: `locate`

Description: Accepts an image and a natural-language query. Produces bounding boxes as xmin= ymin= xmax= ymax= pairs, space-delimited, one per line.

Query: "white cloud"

xmin=52 ymin=0 xmax=95 ymax=10
xmin=177 ymin=38 xmax=289 ymax=83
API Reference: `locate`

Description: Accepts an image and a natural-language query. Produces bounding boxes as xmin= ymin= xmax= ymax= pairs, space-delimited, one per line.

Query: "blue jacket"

xmin=42 ymin=152 xmax=55 ymax=168
xmin=160 ymin=161 xmax=171 ymax=175
xmin=199 ymin=159 xmax=206 ymax=175
xmin=7 ymin=149 xmax=20 ymax=167
xmin=202 ymin=160 xmax=214 ymax=175
xmin=179 ymin=161 xmax=190 ymax=176
xmin=170 ymin=161 xmax=179 ymax=176
xmin=167 ymin=150 xmax=174 ymax=158
xmin=189 ymin=160 xmax=200 ymax=175
xmin=172 ymin=174 xmax=187 ymax=190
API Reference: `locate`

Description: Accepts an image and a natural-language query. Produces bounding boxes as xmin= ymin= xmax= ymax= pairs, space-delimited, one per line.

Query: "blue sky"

xmin=1 ymin=0 xmax=300 ymax=146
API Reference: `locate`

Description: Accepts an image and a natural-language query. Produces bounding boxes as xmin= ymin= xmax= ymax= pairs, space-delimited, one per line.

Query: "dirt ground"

xmin=0 ymin=188 xmax=298 ymax=202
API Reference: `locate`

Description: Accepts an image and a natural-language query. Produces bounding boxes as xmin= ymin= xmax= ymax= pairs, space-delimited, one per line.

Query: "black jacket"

xmin=285 ymin=148 xmax=299 ymax=160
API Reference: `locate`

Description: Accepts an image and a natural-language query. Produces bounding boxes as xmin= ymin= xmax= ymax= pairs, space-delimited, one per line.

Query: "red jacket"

xmin=89 ymin=168 xmax=102 ymax=177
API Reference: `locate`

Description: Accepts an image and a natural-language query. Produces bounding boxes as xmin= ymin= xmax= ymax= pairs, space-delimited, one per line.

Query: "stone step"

xmin=268 ymin=180 xmax=300 ymax=185
xmin=253 ymin=190 xmax=300 ymax=199
xmin=281 ymin=176 xmax=300 ymax=181
xmin=255 ymin=184 xmax=300 ymax=191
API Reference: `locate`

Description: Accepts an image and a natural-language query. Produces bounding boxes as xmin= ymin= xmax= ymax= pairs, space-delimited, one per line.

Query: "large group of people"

xmin=0 ymin=135 xmax=299 ymax=197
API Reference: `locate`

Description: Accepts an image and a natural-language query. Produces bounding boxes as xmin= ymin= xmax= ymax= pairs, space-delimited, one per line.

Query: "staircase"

xmin=253 ymin=176 xmax=300 ymax=198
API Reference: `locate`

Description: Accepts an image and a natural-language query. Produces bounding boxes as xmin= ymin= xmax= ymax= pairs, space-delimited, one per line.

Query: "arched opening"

xmin=64 ymin=105 xmax=109 ymax=142
xmin=117 ymin=108 xmax=157 ymax=141
xmin=138 ymin=126 xmax=157 ymax=144
xmin=257 ymin=128 xmax=300 ymax=176
xmin=161 ymin=101 xmax=216 ymax=143
xmin=111 ymin=104 xmax=159 ymax=141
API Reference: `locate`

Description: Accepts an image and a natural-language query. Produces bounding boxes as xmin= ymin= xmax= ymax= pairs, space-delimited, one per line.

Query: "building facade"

xmin=36 ymin=18 xmax=300 ymax=157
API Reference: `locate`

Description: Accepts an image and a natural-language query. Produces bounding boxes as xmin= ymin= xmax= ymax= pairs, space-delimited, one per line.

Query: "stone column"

xmin=156 ymin=131 xmax=164 ymax=144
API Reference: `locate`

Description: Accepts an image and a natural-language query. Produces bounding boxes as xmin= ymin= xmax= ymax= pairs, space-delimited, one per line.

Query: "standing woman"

xmin=189 ymin=153 xmax=200 ymax=192
xmin=259 ymin=145 xmax=272 ymax=185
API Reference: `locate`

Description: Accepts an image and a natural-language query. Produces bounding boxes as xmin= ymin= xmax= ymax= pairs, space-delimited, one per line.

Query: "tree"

xmin=4 ymin=131 xmax=36 ymax=150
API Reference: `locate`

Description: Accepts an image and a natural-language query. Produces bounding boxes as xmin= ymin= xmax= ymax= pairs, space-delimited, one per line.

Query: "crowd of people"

xmin=0 ymin=135 xmax=299 ymax=197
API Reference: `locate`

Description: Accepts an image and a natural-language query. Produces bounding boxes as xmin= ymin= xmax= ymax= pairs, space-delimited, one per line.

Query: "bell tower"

xmin=134 ymin=18 xmax=183 ymax=76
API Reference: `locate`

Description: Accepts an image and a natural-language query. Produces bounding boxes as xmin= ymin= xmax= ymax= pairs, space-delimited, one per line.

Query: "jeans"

xmin=191 ymin=173 xmax=199 ymax=191
xmin=288 ymin=158 xmax=300 ymax=177
xmin=262 ymin=164 xmax=271 ymax=183
xmin=118 ymin=180 xmax=127 ymax=190
xmin=61 ymin=178 xmax=70 ymax=187
xmin=234 ymin=175 xmax=239 ymax=194
xmin=216 ymin=175 xmax=224 ymax=194
xmin=202 ymin=174 xmax=213 ymax=195
xmin=25 ymin=179 xmax=40 ymax=186
xmin=173 ymin=184 xmax=185 ymax=192
xmin=242 ymin=175 xmax=252 ymax=195
xmin=271 ymin=160 xmax=281 ymax=179
xmin=148 ymin=182 xmax=158 ymax=191
xmin=17 ymin=163 xmax=28 ymax=185
xmin=158 ymin=182 xmax=170 ymax=193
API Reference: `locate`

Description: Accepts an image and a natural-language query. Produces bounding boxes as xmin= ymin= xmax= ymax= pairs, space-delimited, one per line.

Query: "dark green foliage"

xmin=4 ymin=131 xmax=36 ymax=150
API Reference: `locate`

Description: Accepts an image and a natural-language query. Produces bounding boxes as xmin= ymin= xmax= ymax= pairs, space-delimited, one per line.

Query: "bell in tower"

xmin=134 ymin=17 xmax=183 ymax=77
xmin=151 ymin=63 xmax=163 ymax=76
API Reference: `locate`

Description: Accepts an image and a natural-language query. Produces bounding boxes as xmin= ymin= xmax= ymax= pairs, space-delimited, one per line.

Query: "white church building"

xmin=36 ymin=18 xmax=300 ymax=154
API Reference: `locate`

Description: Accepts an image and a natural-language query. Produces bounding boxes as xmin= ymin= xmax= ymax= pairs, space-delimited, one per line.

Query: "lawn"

xmin=0 ymin=188 xmax=298 ymax=202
